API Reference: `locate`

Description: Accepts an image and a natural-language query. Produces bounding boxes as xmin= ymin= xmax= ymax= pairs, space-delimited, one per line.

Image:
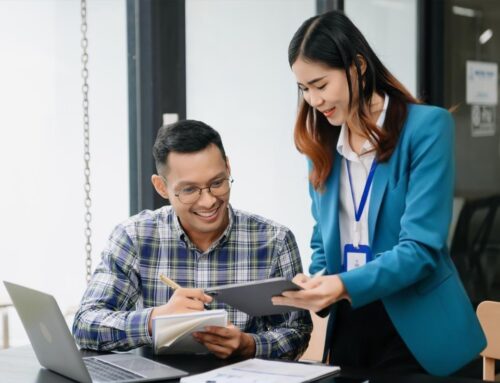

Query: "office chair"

xmin=476 ymin=300 xmax=500 ymax=381
xmin=450 ymin=194 xmax=500 ymax=306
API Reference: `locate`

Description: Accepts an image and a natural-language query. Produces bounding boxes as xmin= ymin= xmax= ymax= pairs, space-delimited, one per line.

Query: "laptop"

xmin=4 ymin=281 xmax=188 ymax=382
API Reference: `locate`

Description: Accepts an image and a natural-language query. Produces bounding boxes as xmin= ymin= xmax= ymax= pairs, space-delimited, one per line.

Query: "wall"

xmin=0 ymin=0 xmax=129 ymax=346
xmin=185 ymin=0 xmax=317 ymax=271
xmin=345 ymin=0 xmax=418 ymax=95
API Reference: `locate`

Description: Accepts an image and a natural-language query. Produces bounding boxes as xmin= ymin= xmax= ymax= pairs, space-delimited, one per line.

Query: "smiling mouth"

xmin=321 ymin=107 xmax=336 ymax=117
xmin=193 ymin=204 xmax=221 ymax=218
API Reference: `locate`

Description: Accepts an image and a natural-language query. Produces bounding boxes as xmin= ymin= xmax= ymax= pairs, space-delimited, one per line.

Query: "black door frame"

xmin=127 ymin=0 xmax=186 ymax=214
xmin=417 ymin=0 xmax=445 ymax=106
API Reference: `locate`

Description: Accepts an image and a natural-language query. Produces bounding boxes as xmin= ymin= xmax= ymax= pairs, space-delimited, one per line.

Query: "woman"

xmin=272 ymin=10 xmax=485 ymax=376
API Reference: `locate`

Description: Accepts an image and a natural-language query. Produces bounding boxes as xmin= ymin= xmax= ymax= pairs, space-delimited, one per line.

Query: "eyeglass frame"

xmin=161 ymin=175 xmax=234 ymax=204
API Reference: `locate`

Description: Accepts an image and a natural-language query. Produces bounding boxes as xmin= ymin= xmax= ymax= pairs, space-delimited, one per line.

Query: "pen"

xmin=159 ymin=273 xmax=210 ymax=310
xmin=159 ymin=274 xmax=181 ymax=289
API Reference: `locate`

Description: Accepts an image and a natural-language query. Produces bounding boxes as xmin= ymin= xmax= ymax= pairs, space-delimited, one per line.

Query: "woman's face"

xmin=292 ymin=57 xmax=351 ymax=126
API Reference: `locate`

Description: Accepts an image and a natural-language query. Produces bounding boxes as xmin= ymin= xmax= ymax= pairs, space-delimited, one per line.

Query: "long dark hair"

xmin=289 ymin=10 xmax=419 ymax=190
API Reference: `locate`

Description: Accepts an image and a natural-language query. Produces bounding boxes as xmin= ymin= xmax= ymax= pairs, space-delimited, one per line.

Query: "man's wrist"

xmin=238 ymin=332 xmax=256 ymax=358
xmin=147 ymin=307 xmax=157 ymax=335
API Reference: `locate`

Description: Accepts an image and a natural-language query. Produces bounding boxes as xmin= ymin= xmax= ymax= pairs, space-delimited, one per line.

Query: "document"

xmin=205 ymin=277 xmax=302 ymax=316
xmin=153 ymin=309 xmax=228 ymax=354
xmin=180 ymin=358 xmax=341 ymax=383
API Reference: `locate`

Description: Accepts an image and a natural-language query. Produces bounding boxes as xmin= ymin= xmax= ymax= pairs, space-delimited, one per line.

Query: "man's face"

xmin=157 ymin=144 xmax=231 ymax=241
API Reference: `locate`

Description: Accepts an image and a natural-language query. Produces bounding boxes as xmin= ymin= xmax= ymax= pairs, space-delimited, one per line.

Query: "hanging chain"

xmin=81 ymin=0 xmax=92 ymax=284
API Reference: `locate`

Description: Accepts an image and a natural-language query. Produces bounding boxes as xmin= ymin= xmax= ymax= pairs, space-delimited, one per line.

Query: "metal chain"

xmin=81 ymin=0 xmax=92 ymax=284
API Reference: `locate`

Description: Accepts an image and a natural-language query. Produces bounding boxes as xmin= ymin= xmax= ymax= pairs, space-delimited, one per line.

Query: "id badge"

xmin=342 ymin=244 xmax=373 ymax=272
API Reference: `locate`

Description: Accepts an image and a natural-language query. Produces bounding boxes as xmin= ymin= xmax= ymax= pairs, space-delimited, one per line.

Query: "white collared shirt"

xmin=337 ymin=95 xmax=389 ymax=260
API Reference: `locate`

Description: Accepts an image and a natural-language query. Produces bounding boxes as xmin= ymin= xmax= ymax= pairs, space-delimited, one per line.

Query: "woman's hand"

xmin=272 ymin=273 xmax=349 ymax=312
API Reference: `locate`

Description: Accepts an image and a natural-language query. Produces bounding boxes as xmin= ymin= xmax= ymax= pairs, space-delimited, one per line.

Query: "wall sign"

xmin=466 ymin=61 xmax=498 ymax=105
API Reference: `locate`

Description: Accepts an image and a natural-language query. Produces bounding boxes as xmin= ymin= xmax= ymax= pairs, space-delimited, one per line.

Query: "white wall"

xmin=0 ymin=0 xmax=129 ymax=346
xmin=345 ymin=0 xmax=418 ymax=95
xmin=186 ymin=0 xmax=317 ymax=271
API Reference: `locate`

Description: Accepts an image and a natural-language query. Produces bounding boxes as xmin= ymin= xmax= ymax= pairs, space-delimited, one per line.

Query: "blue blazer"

xmin=308 ymin=104 xmax=486 ymax=376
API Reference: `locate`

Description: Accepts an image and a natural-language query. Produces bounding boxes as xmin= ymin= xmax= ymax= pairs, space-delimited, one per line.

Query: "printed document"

xmin=180 ymin=358 xmax=340 ymax=383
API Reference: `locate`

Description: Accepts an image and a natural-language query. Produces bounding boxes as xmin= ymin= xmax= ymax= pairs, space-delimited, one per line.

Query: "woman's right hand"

xmin=272 ymin=274 xmax=349 ymax=312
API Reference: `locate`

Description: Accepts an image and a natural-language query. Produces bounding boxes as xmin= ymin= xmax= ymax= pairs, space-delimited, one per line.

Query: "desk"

xmin=0 ymin=345 xmax=487 ymax=383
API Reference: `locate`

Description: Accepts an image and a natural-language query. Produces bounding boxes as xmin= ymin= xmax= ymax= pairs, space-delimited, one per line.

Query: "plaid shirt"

xmin=73 ymin=205 xmax=312 ymax=359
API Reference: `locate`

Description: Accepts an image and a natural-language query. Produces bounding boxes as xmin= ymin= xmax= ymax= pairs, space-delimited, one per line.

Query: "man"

xmin=73 ymin=120 xmax=312 ymax=360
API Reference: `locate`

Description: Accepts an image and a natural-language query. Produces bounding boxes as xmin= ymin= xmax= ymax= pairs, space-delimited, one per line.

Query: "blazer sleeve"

xmin=340 ymin=107 xmax=455 ymax=307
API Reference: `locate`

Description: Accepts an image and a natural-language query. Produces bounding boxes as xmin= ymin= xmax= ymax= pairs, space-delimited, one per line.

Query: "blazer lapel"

xmin=368 ymin=161 xmax=389 ymax=245
xmin=322 ymin=152 xmax=342 ymax=273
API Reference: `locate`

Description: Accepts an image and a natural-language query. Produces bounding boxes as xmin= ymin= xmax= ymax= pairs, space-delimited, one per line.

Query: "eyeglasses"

xmin=163 ymin=176 xmax=234 ymax=205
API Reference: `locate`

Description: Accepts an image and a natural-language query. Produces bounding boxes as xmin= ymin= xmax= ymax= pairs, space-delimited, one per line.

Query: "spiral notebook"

xmin=152 ymin=309 xmax=228 ymax=354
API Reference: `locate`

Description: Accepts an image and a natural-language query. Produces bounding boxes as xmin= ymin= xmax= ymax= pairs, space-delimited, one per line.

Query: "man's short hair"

xmin=153 ymin=119 xmax=227 ymax=173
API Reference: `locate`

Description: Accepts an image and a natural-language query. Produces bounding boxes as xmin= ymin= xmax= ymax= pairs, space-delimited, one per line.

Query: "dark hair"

xmin=289 ymin=10 xmax=419 ymax=190
xmin=152 ymin=119 xmax=227 ymax=173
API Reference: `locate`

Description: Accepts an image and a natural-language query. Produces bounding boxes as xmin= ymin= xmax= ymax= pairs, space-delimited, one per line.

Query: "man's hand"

xmin=192 ymin=324 xmax=256 ymax=359
xmin=271 ymin=273 xmax=349 ymax=312
xmin=148 ymin=288 xmax=212 ymax=335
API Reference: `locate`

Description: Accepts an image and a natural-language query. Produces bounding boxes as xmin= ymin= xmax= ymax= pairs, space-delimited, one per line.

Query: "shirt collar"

xmin=336 ymin=94 xmax=389 ymax=160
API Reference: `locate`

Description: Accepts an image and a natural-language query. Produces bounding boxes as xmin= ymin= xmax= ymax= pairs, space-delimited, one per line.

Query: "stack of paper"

xmin=153 ymin=309 xmax=227 ymax=354
xmin=180 ymin=358 xmax=340 ymax=383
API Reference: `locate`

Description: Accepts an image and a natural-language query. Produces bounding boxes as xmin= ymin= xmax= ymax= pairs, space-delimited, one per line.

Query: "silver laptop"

xmin=4 ymin=281 xmax=188 ymax=382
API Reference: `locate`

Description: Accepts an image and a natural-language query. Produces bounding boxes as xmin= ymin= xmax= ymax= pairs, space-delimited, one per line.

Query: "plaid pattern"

xmin=73 ymin=205 xmax=312 ymax=360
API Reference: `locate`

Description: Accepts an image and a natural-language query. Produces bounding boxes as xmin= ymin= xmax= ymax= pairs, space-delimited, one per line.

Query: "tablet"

xmin=205 ymin=277 xmax=303 ymax=316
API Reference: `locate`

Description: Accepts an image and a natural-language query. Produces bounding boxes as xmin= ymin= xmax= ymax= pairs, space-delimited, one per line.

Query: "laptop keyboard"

xmin=84 ymin=357 xmax=144 ymax=382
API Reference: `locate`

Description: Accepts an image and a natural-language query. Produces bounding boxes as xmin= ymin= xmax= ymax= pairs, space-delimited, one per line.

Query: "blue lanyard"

xmin=346 ymin=159 xmax=378 ymax=222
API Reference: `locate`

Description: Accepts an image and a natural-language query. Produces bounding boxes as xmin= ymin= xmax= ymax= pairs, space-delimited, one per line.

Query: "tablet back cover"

xmin=205 ymin=277 xmax=302 ymax=316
